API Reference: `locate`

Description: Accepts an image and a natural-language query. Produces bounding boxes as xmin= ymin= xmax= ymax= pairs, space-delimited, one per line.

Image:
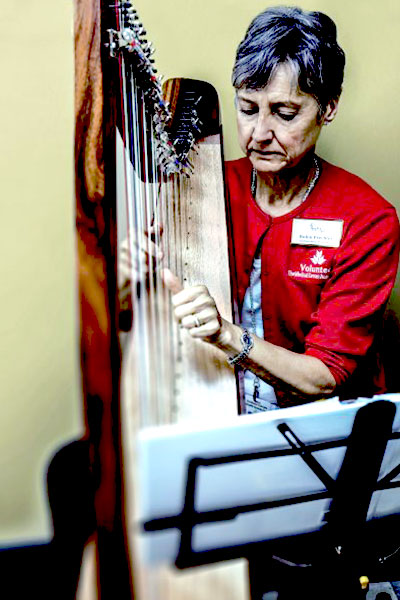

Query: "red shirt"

xmin=225 ymin=157 xmax=400 ymax=403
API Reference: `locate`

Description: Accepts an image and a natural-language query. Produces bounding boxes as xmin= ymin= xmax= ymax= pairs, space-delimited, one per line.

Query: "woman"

xmin=117 ymin=8 xmax=400 ymax=598
xmin=164 ymin=5 xmax=400 ymax=412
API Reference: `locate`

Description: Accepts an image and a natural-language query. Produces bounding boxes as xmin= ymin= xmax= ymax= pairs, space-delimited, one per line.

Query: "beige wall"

xmin=0 ymin=0 xmax=398 ymax=544
xmin=0 ymin=1 xmax=81 ymax=543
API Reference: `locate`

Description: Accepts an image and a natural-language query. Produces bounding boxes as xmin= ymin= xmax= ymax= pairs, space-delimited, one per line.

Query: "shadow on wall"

xmin=0 ymin=440 xmax=94 ymax=599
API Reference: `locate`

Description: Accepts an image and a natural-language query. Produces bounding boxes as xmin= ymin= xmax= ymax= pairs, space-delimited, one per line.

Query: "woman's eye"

xmin=276 ymin=111 xmax=297 ymax=121
xmin=239 ymin=107 xmax=258 ymax=115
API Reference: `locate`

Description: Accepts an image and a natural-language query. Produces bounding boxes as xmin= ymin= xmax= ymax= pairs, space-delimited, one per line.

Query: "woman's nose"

xmin=252 ymin=114 xmax=274 ymax=144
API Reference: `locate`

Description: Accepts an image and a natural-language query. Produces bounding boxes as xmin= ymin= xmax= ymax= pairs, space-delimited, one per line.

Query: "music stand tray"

xmin=136 ymin=395 xmax=400 ymax=579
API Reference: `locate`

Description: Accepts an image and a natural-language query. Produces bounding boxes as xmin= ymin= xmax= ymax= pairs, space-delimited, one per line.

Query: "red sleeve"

xmin=305 ymin=207 xmax=400 ymax=386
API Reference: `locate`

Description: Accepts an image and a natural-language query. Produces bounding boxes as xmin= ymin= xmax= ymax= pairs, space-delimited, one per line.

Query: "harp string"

xmin=114 ymin=4 xmax=215 ymax=435
xmin=142 ymin=98 xmax=163 ymax=424
xmin=118 ymin=52 xmax=182 ymax=428
xmin=119 ymin=56 xmax=149 ymax=426
xmin=161 ymin=170 xmax=181 ymax=422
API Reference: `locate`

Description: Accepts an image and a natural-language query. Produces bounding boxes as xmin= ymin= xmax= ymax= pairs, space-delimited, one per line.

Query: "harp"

xmin=75 ymin=0 xmax=248 ymax=597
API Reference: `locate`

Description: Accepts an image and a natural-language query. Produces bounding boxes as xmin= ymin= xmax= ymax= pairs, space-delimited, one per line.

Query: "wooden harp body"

xmin=75 ymin=1 xmax=248 ymax=597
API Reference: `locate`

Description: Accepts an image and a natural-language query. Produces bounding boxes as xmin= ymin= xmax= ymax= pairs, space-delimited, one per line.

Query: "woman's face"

xmin=236 ymin=63 xmax=337 ymax=175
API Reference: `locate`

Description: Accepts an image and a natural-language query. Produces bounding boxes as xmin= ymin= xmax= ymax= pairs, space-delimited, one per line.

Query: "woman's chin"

xmin=249 ymin=153 xmax=289 ymax=174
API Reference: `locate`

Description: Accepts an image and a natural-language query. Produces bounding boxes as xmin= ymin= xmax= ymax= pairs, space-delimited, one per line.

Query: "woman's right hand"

xmin=118 ymin=227 xmax=163 ymax=290
xmin=118 ymin=227 xmax=163 ymax=329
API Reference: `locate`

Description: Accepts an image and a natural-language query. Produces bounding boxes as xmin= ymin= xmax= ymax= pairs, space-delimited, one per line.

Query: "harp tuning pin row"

xmin=191 ymin=117 xmax=202 ymax=132
xmin=142 ymin=41 xmax=154 ymax=55
xmin=130 ymin=22 xmax=142 ymax=32
xmin=121 ymin=28 xmax=135 ymax=42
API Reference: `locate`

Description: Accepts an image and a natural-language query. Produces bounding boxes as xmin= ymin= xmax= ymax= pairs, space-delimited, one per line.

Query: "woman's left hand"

xmin=162 ymin=269 xmax=223 ymax=341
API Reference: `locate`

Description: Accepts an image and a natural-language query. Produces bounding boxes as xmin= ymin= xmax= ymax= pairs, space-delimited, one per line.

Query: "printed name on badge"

xmin=291 ymin=218 xmax=343 ymax=247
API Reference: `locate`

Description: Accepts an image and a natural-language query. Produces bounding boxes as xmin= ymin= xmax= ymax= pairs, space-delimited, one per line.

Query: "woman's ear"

xmin=323 ymin=98 xmax=339 ymax=126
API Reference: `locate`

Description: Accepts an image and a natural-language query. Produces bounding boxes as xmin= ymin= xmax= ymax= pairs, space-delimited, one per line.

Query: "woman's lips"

xmin=251 ymin=149 xmax=285 ymax=156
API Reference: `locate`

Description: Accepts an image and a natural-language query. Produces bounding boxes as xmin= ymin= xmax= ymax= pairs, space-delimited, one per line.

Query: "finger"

xmin=122 ymin=232 xmax=163 ymax=259
xmin=125 ymin=227 xmax=161 ymax=240
xmin=144 ymin=237 xmax=163 ymax=261
xmin=120 ymin=240 xmax=163 ymax=266
xmin=180 ymin=307 xmax=216 ymax=329
xmin=162 ymin=268 xmax=184 ymax=295
xmin=174 ymin=294 xmax=215 ymax=320
xmin=149 ymin=224 xmax=163 ymax=240
xmin=189 ymin=319 xmax=221 ymax=338
xmin=119 ymin=254 xmax=149 ymax=275
xmin=137 ymin=235 xmax=163 ymax=261
xmin=170 ymin=285 xmax=210 ymax=308
xmin=118 ymin=258 xmax=133 ymax=286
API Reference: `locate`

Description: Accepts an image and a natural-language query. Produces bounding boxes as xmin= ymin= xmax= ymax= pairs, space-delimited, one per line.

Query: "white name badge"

xmin=291 ymin=218 xmax=343 ymax=247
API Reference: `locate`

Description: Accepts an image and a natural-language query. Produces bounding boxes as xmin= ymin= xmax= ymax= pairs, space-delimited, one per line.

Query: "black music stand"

xmin=143 ymin=400 xmax=400 ymax=599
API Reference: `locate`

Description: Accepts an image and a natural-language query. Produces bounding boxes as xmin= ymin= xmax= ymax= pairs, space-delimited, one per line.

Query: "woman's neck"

xmin=254 ymin=153 xmax=318 ymax=217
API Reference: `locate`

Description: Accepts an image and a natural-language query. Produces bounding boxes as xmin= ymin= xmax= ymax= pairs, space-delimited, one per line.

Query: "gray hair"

xmin=232 ymin=6 xmax=345 ymax=114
